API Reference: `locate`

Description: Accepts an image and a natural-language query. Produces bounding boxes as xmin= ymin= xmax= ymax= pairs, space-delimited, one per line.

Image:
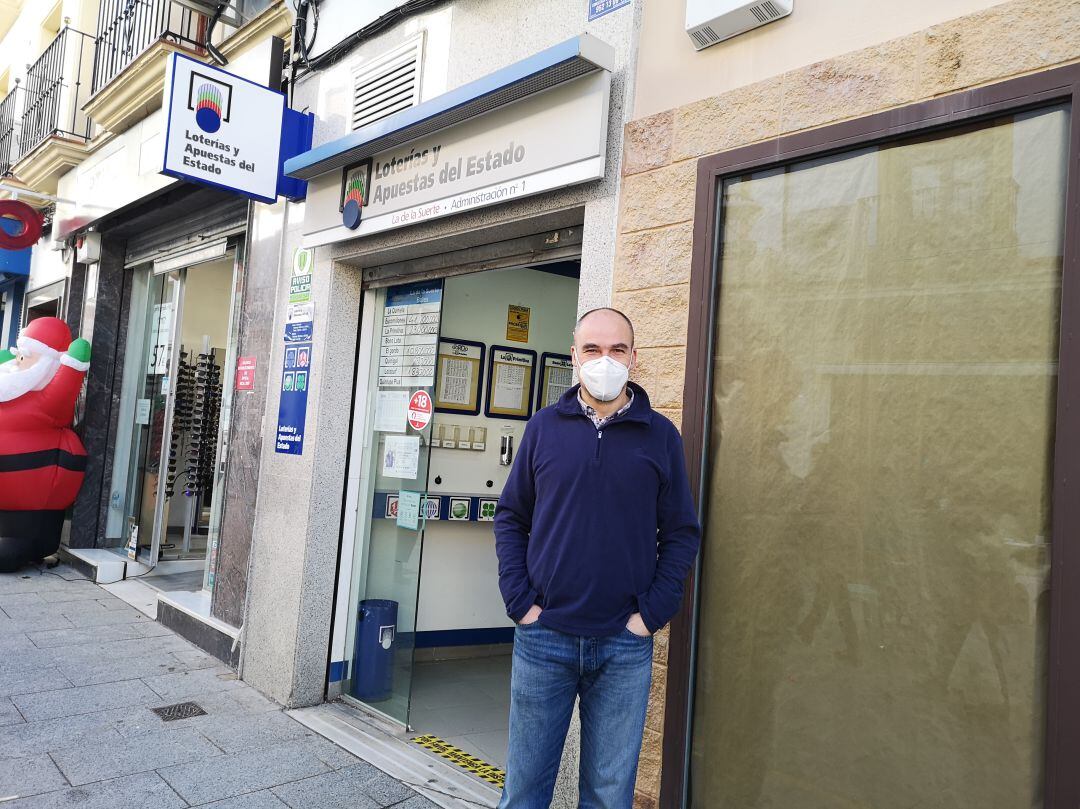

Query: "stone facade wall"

xmin=620 ymin=0 xmax=1080 ymax=805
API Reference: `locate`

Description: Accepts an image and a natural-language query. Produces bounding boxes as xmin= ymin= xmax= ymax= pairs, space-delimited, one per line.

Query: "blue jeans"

xmin=498 ymin=621 xmax=654 ymax=809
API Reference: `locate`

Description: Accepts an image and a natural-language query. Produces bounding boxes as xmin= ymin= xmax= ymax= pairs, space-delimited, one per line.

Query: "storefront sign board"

xmin=301 ymin=70 xmax=609 ymax=246
xmin=162 ymin=53 xmax=286 ymax=204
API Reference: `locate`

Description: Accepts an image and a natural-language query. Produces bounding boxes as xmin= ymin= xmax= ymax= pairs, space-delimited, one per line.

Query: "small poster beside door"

xmin=275 ymin=340 xmax=312 ymax=455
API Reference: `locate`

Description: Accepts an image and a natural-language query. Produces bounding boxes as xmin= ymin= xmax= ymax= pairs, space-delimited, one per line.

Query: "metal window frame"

xmin=666 ymin=61 xmax=1080 ymax=808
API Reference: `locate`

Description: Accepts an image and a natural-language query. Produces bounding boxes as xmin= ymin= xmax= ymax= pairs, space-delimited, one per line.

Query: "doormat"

xmin=411 ymin=734 xmax=505 ymax=788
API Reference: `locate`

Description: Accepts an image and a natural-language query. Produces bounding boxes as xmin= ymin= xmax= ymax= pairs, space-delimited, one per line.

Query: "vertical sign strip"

xmin=275 ymin=341 xmax=312 ymax=454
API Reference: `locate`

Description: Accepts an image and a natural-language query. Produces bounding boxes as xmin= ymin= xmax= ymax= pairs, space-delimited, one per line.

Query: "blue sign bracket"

xmin=278 ymin=108 xmax=314 ymax=201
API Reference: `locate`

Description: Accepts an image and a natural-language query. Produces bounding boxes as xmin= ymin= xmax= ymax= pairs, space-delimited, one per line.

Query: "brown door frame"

xmin=662 ymin=61 xmax=1080 ymax=808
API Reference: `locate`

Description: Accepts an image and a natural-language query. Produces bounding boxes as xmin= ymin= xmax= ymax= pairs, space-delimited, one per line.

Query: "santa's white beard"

xmin=0 ymin=357 xmax=60 ymax=402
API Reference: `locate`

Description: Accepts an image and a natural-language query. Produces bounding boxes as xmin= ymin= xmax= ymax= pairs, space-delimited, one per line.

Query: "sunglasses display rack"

xmin=163 ymin=347 xmax=223 ymax=556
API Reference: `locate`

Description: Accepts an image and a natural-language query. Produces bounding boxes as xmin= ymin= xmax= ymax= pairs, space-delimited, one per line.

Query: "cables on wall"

xmin=291 ymin=0 xmax=445 ymax=78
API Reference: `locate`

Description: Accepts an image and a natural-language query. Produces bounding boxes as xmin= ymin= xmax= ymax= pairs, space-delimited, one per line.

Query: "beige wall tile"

xmin=645 ymin=659 xmax=669 ymax=733
xmin=634 ymin=790 xmax=660 ymax=809
xmin=635 ymin=726 xmax=664 ymax=802
xmin=780 ymin=33 xmax=921 ymax=132
xmin=671 ymin=78 xmax=782 ymax=162
xmin=632 ymin=346 xmax=688 ymax=409
xmin=614 ymin=285 xmax=691 ymax=348
xmin=624 ymin=110 xmax=674 ymax=175
xmin=615 ymin=222 xmax=695 ymax=292
xmin=919 ymin=0 xmax=1080 ymax=96
xmin=619 ymin=161 xmax=698 ymax=234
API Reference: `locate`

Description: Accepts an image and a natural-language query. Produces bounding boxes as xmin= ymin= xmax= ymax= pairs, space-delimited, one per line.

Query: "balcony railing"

xmin=0 ymin=87 xmax=21 ymax=177
xmin=19 ymin=28 xmax=96 ymax=158
xmin=93 ymin=0 xmax=209 ymax=94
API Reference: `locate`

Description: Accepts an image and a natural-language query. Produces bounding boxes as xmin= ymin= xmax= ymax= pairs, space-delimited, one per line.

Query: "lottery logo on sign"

xmin=408 ymin=391 xmax=432 ymax=430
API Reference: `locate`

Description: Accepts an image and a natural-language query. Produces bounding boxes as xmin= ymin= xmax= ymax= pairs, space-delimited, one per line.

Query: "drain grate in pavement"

xmin=151 ymin=701 xmax=207 ymax=721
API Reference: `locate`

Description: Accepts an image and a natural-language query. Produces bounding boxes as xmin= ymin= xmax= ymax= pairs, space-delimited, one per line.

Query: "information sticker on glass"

xmin=434 ymin=338 xmax=485 ymax=415
xmin=374 ymin=389 xmax=409 ymax=433
xmin=382 ymin=434 xmax=420 ymax=479
xmin=396 ymin=490 xmax=422 ymax=530
xmin=538 ymin=353 xmax=574 ymax=410
xmin=378 ymin=280 xmax=442 ymax=388
xmin=485 ymin=345 xmax=537 ymax=421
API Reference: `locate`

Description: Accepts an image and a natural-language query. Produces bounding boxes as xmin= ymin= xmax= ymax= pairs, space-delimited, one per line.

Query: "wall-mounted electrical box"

xmin=685 ymin=0 xmax=793 ymax=50
xmin=75 ymin=231 xmax=101 ymax=265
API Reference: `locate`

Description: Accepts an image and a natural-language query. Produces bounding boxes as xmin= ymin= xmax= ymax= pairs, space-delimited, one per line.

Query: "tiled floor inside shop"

xmin=407 ymin=654 xmax=512 ymax=770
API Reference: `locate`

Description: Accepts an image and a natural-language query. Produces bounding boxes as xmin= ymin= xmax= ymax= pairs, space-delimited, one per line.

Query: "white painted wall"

xmin=634 ymin=0 xmax=1010 ymax=118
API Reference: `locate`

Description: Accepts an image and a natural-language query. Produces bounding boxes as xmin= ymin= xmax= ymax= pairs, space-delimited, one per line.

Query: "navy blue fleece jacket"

xmin=494 ymin=382 xmax=701 ymax=636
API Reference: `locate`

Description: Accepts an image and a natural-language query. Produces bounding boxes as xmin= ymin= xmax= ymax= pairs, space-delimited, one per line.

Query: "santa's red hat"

xmin=17 ymin=317 xmax=71 ymax=359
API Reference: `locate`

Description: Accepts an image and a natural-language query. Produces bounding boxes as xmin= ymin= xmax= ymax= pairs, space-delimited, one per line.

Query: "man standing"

xmin=495 ymin=307 xmax=701 ymax=808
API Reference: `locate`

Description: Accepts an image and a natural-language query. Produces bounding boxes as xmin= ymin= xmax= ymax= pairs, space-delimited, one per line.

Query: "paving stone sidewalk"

xmin=0 ymin=564 xmax=440 ymax=809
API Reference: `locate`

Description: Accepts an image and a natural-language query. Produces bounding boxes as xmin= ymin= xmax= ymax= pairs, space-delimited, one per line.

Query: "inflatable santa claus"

xmin=0 ymin=317 xmax=91 ymax=572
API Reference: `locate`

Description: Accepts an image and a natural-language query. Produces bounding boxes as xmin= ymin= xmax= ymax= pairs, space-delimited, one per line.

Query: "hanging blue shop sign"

xmin=588 ymin=0 xmax=630 ymax=20
xmin=161 ymin=52 xmax=314 ymax=203
xmin=275 ymin=341 xmax=312 ymax=455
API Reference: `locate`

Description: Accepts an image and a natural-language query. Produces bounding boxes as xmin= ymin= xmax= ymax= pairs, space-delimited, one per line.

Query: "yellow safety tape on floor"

xmin=411 ymin=733 xmax=506 ymax=788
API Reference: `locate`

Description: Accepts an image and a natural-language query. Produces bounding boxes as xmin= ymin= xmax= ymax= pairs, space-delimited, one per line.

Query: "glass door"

xmin=118 ymin=270 xmax=182 ymax=563
xmin=342 ymin=280 xmax=443 ymax=726
xmin=113 ymin=258 xmax=234 ymax=571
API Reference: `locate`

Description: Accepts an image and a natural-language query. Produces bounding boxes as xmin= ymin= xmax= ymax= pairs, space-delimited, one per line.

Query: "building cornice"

xmin=83 ymin=41 xmax=194 ymax=137
xmin=10 ymin=135 xmax=90 ymax=197
xmin=83 ymin=1 xmax=291 ymax=138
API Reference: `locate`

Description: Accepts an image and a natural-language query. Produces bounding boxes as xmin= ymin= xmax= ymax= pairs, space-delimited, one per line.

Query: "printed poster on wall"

xmin=275 ymin=341 xmax=312 ymax=454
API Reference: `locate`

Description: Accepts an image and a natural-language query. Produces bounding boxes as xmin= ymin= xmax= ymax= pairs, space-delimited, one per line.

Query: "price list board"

xmin=378 ymin=280 xmax=443 ymax=388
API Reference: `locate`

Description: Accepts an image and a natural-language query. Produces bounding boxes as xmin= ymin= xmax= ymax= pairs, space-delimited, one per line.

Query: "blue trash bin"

xmin=351 ymin=599 xmax=398 ymax=701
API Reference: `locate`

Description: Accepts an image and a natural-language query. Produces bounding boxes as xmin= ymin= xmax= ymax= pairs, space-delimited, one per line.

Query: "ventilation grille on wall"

xmin=689 ymin=25 xmax=721 ymax=48
xmin=352 ymin=36 xmax=424 ymax=132
xmin=685 ymin=0 xmax=794 ymax=51
xmin=749 ymin=1 xmax=782 ymax=23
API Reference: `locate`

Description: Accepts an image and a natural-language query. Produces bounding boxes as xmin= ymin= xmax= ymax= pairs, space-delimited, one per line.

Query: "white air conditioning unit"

xmin=172 ymin=0 xmax=242 ymax=28
xmin=685 ymin=0 xmax=793 ymax=50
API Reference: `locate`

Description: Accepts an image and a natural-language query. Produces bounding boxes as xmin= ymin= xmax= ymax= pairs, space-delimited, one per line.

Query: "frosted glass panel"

xmin=690 ymin=106 xmax=1069 ymax=809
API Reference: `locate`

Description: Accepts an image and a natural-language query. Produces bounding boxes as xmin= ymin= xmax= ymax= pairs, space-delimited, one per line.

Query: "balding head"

xmin=573 ymin=308 xmax=635 ymax=348
xmin=571 ymin=307 xmax=636 ymax=371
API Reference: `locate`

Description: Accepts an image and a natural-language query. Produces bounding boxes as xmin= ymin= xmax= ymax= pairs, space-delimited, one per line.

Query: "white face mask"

xmin=577 ymin=355 xmax=630 ymax=402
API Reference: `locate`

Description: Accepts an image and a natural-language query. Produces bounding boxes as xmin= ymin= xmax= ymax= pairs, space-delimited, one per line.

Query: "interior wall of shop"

xmin=161 ymin=258 xmax=233 ymax=533
xmin=617 ymin=0 xmax=1080 ymax=806
xmin=417 ymin=267 xmax=578 ymax=635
